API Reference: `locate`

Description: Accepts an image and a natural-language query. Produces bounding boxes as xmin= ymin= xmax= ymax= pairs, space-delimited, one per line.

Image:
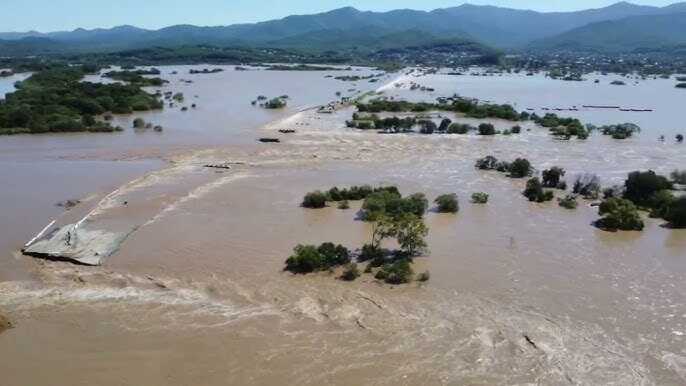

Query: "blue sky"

xmin=2 ymin=0 xmax=677 ymax=32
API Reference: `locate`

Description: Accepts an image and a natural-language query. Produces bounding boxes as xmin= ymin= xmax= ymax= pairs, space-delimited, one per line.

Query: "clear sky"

xmin=1 ymin=0 xmax=678 ymax=32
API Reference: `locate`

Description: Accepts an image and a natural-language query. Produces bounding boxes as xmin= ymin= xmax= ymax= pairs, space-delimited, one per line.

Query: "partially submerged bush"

xmin=475 ymin=155 xmax=499 ymax=170
xmin=416 ymin=271 xmax=430 ymax=282
xmin=327 ymin=185 xmax=397 ymax=201
xmin=573 ymin=174 xmax=601 ymax=199
xmin=447 ymin=123 xmax=474 ymax=134
xmin=623 ymin=170 xmax=673 ymax=206
xmin=523 ymin=177 xmax=554 ymax=202
xmin=509 ymin=158 xmax=532 ymax=178
xmin=358 ymin=243 xmax=385 ymax=262
xmin=375 ymin=259 xmax=414 ymax=285
xmin=438 ymin=118 xmax=452 ymax=132
xmin=133 ymin=117 xmax=145 ymax=128
xmin=337 ymin=200 xmax=350 ymax=210
xmin=542 ymin=167 xmax=566 ymax=188
xmin=361 ymin=191 xmax=427 ymax=221
xmin=471 ymin=192 xmax=489 ymax=204
xmin=302 ymin=191 xmax=327 ymax=208
xmin=558 ymin=194 xmax=578 ymax=209
xmin=340 ymin=263 xmax=360 ymax=281
xmin=478 ymin=123 xmax=496 ymax=135
xmin=599 ymin=123 xmax=640 ymax=139
xmin=664 ymin=196 xmax=686 ymax=228
xmin=284 ymin=243 xmax=351 ymax=274
xmin=434 ymin=194 xmax=459 ymax=213
xmin=595 ymin=198 xmax=644 ymax=231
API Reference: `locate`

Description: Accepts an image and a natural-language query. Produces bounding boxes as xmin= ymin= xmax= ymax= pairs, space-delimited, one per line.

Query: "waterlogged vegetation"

xmin=0 ymin=66 xmax=162 ymax=134
xmin=356 ymin=98 xmax=522 ymax=121
xmin=533 ymin=113 xmax=589 ymax=139
xmin=475 ymin=155 xmax=533 ymax=178
xmin=292 ymin=185 xmax=437 ymax=285
xmin=434 ymin=194 xmax=459 ymax=213
xmin=103 ymin=70 xmax=168 ymax=86
xmin=471 ymin=192 xmax=489 ymax=204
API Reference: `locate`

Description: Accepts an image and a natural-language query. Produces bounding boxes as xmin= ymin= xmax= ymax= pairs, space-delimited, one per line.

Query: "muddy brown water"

xmin=1 ymin=68 xmax=685 ymax=385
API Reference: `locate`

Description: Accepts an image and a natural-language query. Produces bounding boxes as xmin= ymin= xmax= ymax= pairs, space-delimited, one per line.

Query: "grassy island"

xmin=0 ymin=66 xmax=163 ymax=135
xmin=356 ymin=98 xmax=522 ymax=121
xmin=103 ymin=70 xmax=168 ymax=86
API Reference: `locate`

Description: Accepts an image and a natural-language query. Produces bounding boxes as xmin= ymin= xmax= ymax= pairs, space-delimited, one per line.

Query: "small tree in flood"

xmin=509 ymin=158 xmax=533 ymax=178
xmin=523 ymin=177 xmax=554 ymax=202
xmin=393 ymin=214 xmax=428 ymax=256
xmin=542 ymin=167 xmax=566 ymax=189
xmin=302 ymin=191 xmax=327 ymax=208
xmin=434 ymin=194 xmax=459 ymax=213
xmin=595 ymin=197 xmax=644 ymax=231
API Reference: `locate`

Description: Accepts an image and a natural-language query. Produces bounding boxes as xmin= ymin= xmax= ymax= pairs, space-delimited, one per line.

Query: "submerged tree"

xmin=542 ymin=167 xmax=566 ymax=189
xmin=434 ymin=194 xmax=459 ymax=213
xmin=523 ymin=177 xmax=554 ymax=202
xmin=595 ymin=197 xmax=644 ymax=231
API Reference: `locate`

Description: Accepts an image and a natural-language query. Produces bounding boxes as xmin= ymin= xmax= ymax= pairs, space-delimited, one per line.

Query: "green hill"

xmin=531 ymin=12 xmax=686 ymax=53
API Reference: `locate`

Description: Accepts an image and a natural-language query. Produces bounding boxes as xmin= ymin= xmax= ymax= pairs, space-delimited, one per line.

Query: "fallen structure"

xmin=22 ymin=223 xmax=129 ymax=266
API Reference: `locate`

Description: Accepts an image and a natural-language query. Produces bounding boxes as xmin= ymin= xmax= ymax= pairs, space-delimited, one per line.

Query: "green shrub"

xmin=361 ymin=191 xmax=427 ymax=221
xmin=359 ymin=243 xmax=384 ymax=262
xmin=596 ymin=198 xmax=644 ymax=231
xmin=284 ymin=243 xmax=350 ymax=274
xmin=317 ymin=242 xmax=351 ymax=267
xmin=434 ymin=194 xmax=459 ymax=213
xmin=523 ymin=178 xmax=554 ymax=202
xmin=133 ymin=117 xmax=145 ymax=128
xmin=264 ymin=98 xmax=287 ymax=109
xmin=478 ymin=123 xmax=496 ymax=135
xmin=509 ymin=158 xmax=532 ymax=178
xmin=375 ymin=259 xmax=414 ymax=284
xmin=302 ymin=191 xmax=327 ymax=208
xmin=599 ymin=123 xmax=640 ymax=139
xmin=471 ymin=192 xmax=489 ymax=204
xmin=624 ymin=170 xmax=673 ymax=207
xmin=337 ymin=200 xmax=350 ymax=210
xmin=284 ymin=245 xmax=324 ymax=274
xmin=558 ymin=194 xmax=578 ymax=209
xmin=542 ymin=167 xmax=566 ymax=188
xmin=447 ymin=123 xmax=473 ymax=134
xmin=664 ymin=196 xmax=686 ymax=228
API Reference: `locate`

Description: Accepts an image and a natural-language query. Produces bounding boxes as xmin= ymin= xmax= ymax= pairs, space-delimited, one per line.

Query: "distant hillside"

xmin=265 ymin=27 xmax=471 ymax=52
xmin=0 ymin=37 xmax=65 ymax=56
xmin=531 ymin=12 xmax=686 ymax=53
xmin=1 ymin=2 xmax=686 ymax=54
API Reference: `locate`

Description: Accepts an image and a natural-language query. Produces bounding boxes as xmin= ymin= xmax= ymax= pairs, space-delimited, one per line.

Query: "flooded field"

xmin=1 ymin=68 xmax=685 ymax=385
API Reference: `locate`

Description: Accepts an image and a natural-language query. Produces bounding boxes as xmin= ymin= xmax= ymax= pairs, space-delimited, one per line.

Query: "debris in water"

xmin=524 ymin=334 xmax=538 ymax=349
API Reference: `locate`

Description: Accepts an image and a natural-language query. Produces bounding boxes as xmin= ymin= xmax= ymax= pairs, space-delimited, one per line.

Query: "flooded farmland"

xmin=1 ymin=67 xmax=685 ymax=385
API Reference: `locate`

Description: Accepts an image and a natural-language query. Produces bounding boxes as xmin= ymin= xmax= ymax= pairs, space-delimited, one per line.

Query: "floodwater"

xmin=0 ymin=71 xmax=30 ymax=99
xmin=1 ymin=68 xmax=685 ymax=385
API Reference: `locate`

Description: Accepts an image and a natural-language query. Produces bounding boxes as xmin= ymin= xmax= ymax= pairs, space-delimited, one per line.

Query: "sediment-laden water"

xmin=1 ymin=68 xmax=685 ymax=385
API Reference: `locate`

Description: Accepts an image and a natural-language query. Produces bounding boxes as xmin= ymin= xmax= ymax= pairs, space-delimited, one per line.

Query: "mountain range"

xmin=1 ymin=2 xmax=685 ymax=56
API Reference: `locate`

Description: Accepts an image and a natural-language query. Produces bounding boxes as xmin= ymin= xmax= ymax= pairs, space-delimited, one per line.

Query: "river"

xmin=0 ymin=66 xmax=684 ymax=385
